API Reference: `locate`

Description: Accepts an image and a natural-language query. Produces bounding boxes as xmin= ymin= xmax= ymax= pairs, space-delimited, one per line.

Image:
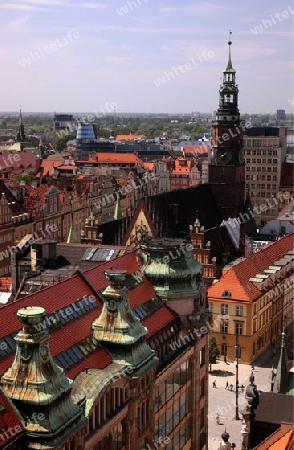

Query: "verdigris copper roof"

xmin=1 ymin=306 xmax=86 ymax=449
xmin=93 ymin=270 xmax=158 ymax=376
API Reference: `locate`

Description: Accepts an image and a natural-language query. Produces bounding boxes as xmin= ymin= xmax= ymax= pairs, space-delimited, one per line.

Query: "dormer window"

xmin=222 ymin=290 xmax=231 ymax=297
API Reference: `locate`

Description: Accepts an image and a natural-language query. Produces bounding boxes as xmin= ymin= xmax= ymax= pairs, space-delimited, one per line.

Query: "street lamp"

xmin=235 ymin=333 xmax=241 ymax=420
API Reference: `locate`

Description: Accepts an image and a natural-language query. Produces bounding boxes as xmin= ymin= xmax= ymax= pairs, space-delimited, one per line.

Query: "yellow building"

xmin=208 ymin=234 xmax=293 ymax=363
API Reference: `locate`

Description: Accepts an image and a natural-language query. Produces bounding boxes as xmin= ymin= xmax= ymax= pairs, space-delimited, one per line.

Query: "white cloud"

xmin=78 ymin=3 xmax=107 ymax=9
xmin=4 ymin=13 xmax=31 ymax=33
xmin=0 ymin=3 xmax=45 ymax=11
xmin=15 ymin=0 xmax=69 ymax=4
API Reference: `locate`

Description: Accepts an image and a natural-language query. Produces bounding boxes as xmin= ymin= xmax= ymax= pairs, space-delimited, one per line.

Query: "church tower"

xmin=208 ymin=33 xmax=245 ymax=221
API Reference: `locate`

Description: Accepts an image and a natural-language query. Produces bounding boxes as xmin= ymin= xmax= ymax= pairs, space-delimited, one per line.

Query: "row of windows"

xmin=92 ymin=421 xmax=126 ymax=450
xmin=0 ymin=233 xmax=13 ymax=243
xmin=166 ymin=418 xmax=191 ymax=450
xmin=246 ymin=158 xmax=278 ymax=164
xmin=208 ymin=303 xmax=243 ymax=316
xmin=221 ymin=343 xmax=242 ymax=358
xmin=251 ymin=192 xmax=280 ymax=200
xmin=89 ymin=388 xmax=129 ymax=432
xmin=221 ymin=323 xmax=243 ymax=335
xmin=246 ymin=175 xmax=278 ymax=182
xmin=247 ymin=183 xmax=277 ymax=190
xmin=155 ymin=388 xmax=191 ymax=443
xmin=245 ymin=147 xmax=278 ymax=154
xmin=246 ymin=166 xmax=278 ymax=172
xmin=155 ymin=360 xmax=191 ymax=412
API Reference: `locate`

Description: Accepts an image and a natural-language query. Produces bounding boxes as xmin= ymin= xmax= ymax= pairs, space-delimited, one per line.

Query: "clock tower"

xmin=208 ymin=34 xmax=245 ymax=221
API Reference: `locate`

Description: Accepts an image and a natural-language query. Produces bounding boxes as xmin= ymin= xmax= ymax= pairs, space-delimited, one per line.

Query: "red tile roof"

xmin=0 ymin=252 xmax=177 ymax=380
xmin=57 ymin=165 xmax=77 ymax=170
xmin=115 ymin=135 xmax=145 ymax=141
xmin=0 ymin=151 xmax=39 ymax=171
xmin=208 ymin=234 xmax=294 ymax=302
xmin=0 ymin=389 xmax=24 ymax=446
xmin=38 ymin=159 xmax=63 ymax=177
xmin=89 ymin=152 xmax=144 ymax=165
xmin=268 ymin=429 xmax=293 ymax=450
xmin=183 ymin=146 xmax=209 ymax=156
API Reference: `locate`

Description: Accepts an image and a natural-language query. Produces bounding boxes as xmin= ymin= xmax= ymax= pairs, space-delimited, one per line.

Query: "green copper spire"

xmin=224 ymin=31 xmax=235 ymax=72
xmin=93 ymin=270 xmax=158 ymax=376
xmin=1 ymin=306 xmax=86 ymax=449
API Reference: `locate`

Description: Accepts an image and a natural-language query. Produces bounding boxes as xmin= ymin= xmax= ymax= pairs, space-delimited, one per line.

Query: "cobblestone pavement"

xmin=207 ymin=326 xmax=293 ymax=449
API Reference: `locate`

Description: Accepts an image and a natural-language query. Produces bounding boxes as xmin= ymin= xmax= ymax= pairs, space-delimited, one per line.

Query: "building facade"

xmin=207 ymin=234 xmax=293 ymax=363
xmin=244 ymin=127 xmax=288 ymax=227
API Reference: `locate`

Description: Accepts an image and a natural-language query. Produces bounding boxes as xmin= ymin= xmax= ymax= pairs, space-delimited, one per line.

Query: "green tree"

xmin=54 ymin=134 xmax=75 ymax=151
xmin=209 ymin=336 xmax=220 ymax=373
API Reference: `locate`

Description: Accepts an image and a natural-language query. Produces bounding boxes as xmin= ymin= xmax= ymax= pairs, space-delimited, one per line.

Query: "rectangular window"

xmin=221 ymin=322 xmax=228 ymax=333
xmin=200 ymin=377 xmax=205 ymax=397
xmin=200 ymin=346 xmax=206 ymax=366
xmin=236 ymin=306 xmax=243 ymax=316
xmin=236 ymin=324 xmax=243 ymax=335
xmin=200 ymin=408 xmax=205 ymax=428
xmin=221 ymin=304 xmax=228 ymax=315
xmin=221 ymin=343 xmax=227 ymax=356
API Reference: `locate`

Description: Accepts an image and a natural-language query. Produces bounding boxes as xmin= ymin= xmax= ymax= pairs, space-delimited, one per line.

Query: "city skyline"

xmin=1 ymin=0 xmax=293 ymax=114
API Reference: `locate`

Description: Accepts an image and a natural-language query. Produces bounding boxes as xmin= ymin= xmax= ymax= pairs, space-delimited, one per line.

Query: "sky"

xmin=1 ymin=0 xmax=293 ymax=114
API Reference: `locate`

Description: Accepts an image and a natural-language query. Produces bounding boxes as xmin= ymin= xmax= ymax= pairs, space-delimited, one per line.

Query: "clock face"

xmin=216 ymin=148 xmax=232 ymax=165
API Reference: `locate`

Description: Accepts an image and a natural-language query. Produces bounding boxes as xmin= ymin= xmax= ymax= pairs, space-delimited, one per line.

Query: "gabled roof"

xmin=208 ymin=234 xmax=294 ymax=302
xmin=121 ymin=199 xmax=158 ymax=246
xmin=38 ymin=159 xmax=63 ymax=177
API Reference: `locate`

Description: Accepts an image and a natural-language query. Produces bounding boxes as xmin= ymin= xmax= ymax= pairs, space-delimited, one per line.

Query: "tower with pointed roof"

xmin=272 ymin=330 xmax=290 ymax=394
xmin=16 ymin=108 xmax=26 ymax=144
xmin=208 ymin=33 xmax=245 ymax=227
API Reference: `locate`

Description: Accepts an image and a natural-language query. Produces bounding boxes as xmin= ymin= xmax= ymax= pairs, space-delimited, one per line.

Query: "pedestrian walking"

xmin=225 ymin=381 xmax=229 ymax=389
xmin=216 ymin=413 xmax=220 ymax=424
xmin=229 ymin=383 xmax=233 ymax=391
xmin=212 ymin=380 xmax=216 ymax=388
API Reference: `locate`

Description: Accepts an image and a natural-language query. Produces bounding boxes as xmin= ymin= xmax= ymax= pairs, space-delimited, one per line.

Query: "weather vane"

xmin=228 ymin=30 xmax=232 ymax=45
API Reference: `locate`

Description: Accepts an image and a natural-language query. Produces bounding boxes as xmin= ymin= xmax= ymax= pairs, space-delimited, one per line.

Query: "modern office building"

xmin=244 ymin=127 xmax=287 ymax=227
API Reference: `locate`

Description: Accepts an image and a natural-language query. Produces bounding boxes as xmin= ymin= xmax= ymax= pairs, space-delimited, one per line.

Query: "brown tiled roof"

xmin=0 ymin=151 xmax=39 ymax=170
xmin=254 ymin=392 xmax=294 ymax=425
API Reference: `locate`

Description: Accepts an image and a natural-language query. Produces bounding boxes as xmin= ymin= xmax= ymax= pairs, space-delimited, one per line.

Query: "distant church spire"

xmin=17 ymin=107 xmax=26 ymax=143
